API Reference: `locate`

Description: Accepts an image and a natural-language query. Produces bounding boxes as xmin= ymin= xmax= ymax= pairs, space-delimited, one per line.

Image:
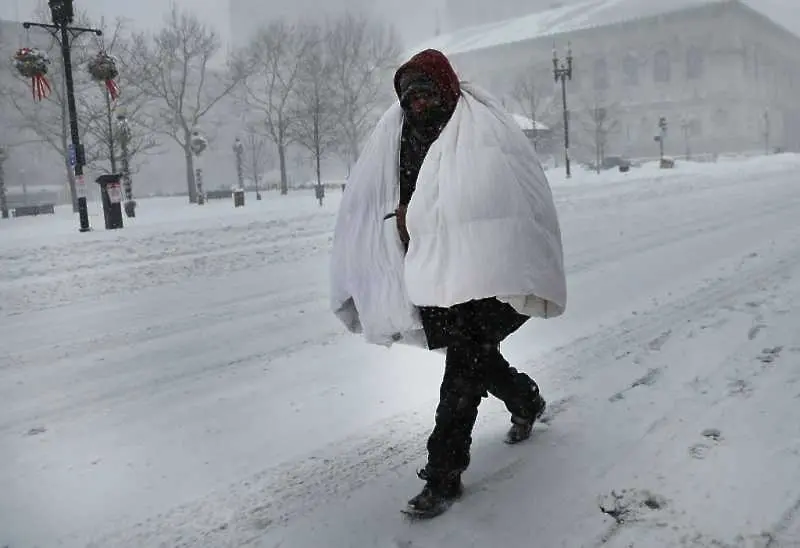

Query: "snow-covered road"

xmin=2 ymin=157 xmax=800 ymax=548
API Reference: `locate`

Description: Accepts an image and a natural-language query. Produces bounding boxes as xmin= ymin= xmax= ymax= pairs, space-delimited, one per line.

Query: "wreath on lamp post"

xmin=12 ymin=47 xmax=51 ymax=102
xmin=87 ymin=51 xmax=120 ymax=101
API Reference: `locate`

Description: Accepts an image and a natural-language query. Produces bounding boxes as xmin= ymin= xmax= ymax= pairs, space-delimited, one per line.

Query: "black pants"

xmin=420 ymin=299 xmax=540 ymax=475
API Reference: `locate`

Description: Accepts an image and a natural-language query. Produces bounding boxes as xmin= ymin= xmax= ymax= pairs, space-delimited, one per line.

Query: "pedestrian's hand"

xmin=395 ymin=205 xmax=409 ymax=248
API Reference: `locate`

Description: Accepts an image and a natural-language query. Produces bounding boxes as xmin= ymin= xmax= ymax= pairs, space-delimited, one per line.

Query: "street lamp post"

xmin=116 ymin=109 xmax=136 ymax=217
xmin=763 ymin=110 xmax=771 ymax=155
xmin=232 ymin=137 xmax=245 ymax=207
xmin=680 ymin=118 xmax=692 ymax=161
xmin=655 ymin=116 xmax=668 ymax=164
xmin=24 ymin=0 xmax=102 ymax=232
xmin=553 ymin=43 xmax=573 ymax=179
xmin=190 ymin=130 xmax=207 ymax=205
xmin=233 ymin=137 xmax=244 ymax=190
xmin=247 ymin=135 xmax=262 ymax=200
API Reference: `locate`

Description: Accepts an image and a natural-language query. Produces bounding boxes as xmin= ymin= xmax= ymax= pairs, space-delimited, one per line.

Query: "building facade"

xmin=417 ymin=0 xmax=800 ymax=162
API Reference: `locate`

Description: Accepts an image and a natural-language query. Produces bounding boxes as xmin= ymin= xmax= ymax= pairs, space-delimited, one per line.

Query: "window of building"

xmin=622 ymin=53 xmax=639 ymax=86
xmin=593 ymin=58 xmax=609 ymax=90
xmin=654 ymin=49 xmax=671 ymax=83
xmin=686 ymin=46 xmax=704 ymax=79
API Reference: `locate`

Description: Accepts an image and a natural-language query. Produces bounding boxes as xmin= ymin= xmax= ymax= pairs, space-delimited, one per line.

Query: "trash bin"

xmin=315 ymin=184 xmax=324 ymax=206
xmin=95 ymin=173 xmax=124 ymax=230
xmin=233 ymin=188 xmax=245 ymax=207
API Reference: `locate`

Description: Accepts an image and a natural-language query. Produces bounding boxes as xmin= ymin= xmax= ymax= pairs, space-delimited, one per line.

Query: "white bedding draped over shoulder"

xmin=330 ymin=82 xmax=566 ymax=348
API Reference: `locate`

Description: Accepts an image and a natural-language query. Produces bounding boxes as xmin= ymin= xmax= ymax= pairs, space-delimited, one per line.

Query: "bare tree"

xmin=127 ymin=5 xmax=247 ymax=202
xmin=292 ymin=28 xmax=338 ymax=197
xmin=578 ymin=95 xmax=620 ymax=173
xmin=510 ymin=67 xmax=556 ymax=151
xmin=78 ymin=18 xmax=161 ymax=175
xmin=243 ymin=20 xmax=314 ymax=195
xmin=242 ymin=123 xmax=272 ymax=194
xmin=326 ymin=12 xmax=402 ymax=172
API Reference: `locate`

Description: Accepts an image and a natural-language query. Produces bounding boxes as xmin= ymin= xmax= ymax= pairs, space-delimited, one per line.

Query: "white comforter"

xmin=330 ymin=82 xmax=566 ymax=348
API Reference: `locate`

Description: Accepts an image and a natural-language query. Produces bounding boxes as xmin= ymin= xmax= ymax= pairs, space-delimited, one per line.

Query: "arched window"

xmin=622 ymin=53 xmax=639 ymax=86
xmin=686 ymin=46 xmax=704 ymax=79
xmin=654 ymin=49 xmax=671 ymax=83
xmin=593 ymin=58 xmax=609 ymax=90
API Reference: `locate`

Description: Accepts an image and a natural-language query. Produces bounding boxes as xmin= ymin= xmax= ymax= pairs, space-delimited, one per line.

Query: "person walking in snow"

xmin=330 ymin=49 xmax=567 ymax=519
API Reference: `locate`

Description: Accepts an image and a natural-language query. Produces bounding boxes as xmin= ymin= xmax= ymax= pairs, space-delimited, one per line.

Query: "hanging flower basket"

xmin=87 ymin=51 xmax=120 ymax=101
xmin=12 ymin=47 xmax=51 ymax=102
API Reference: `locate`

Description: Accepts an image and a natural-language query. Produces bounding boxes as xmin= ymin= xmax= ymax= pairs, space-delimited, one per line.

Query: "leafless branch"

xmin=124 ymin=4 xmax=246 ymax=201
xmin=291 ymin=26 xmax=339 ymax=186
xmin=509 ymin=67 xmax=557 ymax=149
xmin=326 ymin=12 xmax=402 ymax=170
xmin=576 ymin=92 xmax=621 ymax=172
xmin=241 ymin=19 xmax=316 ymax=194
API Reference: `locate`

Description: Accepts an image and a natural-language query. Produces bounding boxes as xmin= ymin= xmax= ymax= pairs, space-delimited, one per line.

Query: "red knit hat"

xmin=394 ymin=49 xmax=461 ymax=113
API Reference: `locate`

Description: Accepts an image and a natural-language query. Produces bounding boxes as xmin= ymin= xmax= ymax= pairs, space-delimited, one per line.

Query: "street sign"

xmin=76 ymin=174 xmax=86 ymax=198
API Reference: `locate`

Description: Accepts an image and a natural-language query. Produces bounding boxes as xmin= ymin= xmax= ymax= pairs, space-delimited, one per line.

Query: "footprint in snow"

xmin=25 ymin=426 xmax=46 ymax=437
xmin=689 ymin=428 xmax=723 ymax=460
xmin=608 ymin=369 xmax=661 ymax=403
xmin=728 ymin=379 xmax=754 ymax=398
xmin=688 ymin=443 xmax=712 ymax=460
xmin=631 ymin=368 xmax=661 ymax=388
xmin=538 ymin=395 xmax=573 ymax=425
xmin=597 ymin=488 xmax=668 ymax=525
xmin=758 ymin=346 xmax=783 ymax=364
xmin=748 ymin=324 xmax=767 ymax=340
xmin=647 ymin=330 xmax=672 ymax=352
xmin=701 ymin=428 xmax=723 ymax=442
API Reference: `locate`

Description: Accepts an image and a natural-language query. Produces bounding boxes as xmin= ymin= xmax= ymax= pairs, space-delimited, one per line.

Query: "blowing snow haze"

xmin=4 ymin=0 xmax=795 ymax=51
xmin=0 ymin=0 xmax=445 ymax=47
xmin=0 ymin=0 xmax=627 ymax=48
xmin=4 ymin=0 xmax=800 ymax=545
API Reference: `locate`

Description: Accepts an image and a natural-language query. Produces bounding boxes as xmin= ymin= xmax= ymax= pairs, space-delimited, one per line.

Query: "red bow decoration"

xmin=31 ymin=74 xmax=52 ymax=101
xmin=105 ymin=78 xmax=120 ymax=101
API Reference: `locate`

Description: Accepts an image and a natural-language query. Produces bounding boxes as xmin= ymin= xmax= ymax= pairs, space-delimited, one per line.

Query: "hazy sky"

xmin=0 ymin=0 xmax=445 ymax=49
xmin=0 ymin=0 xmax=226 ymax=36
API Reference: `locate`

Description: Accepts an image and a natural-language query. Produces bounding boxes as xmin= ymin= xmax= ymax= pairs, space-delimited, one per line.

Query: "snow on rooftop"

xmin=407 ymin=0 xmax=799 ymax=58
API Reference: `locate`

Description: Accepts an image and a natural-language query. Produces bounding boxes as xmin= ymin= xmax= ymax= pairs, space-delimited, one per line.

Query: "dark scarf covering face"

xmin=393 ymin=49 xmax=461 ymax=206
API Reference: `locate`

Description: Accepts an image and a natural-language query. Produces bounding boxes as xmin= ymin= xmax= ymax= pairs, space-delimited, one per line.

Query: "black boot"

xmin=505 ymin=388 xmax=546 ymax=445
xmin=404 ymin=466 xmax=464 ymax=519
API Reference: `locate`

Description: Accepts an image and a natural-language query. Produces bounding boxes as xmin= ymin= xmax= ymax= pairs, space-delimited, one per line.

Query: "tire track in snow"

xmin=89 ymin=400 xmax=572 ymax=548
xmin=538 ymin=231 xmax=800 ymax=393
xmin=567 ymin=189 xmax=800 ymax=275
xmin=764 ymin=496 xmax=800 ymax=547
